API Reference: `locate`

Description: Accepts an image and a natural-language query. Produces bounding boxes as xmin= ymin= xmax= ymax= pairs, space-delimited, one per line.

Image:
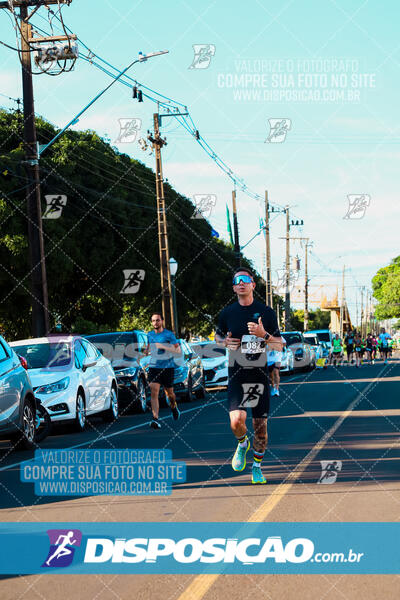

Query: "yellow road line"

xmin=177 ymin=368 xmax=385 ymax=600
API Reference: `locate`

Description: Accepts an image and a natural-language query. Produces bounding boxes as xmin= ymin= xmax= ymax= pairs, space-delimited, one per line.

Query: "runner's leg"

xmin=230 ymin=409 xmax=249 ymax=471
xmin=149 ymin=382 xmax=160 ymax=419
xmin=165 ymin=386 xmax=177 ymax=410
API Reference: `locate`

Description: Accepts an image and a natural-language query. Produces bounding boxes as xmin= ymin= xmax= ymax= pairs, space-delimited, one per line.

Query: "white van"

xmin=305 ymin=329 xmax=333 ymax=349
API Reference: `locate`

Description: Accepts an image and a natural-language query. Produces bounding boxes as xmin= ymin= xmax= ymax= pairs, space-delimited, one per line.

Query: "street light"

xmin=39 ymin=50 xmax=169 ymax=156
xmin=169 ymin=257 xmax=179 ymax=337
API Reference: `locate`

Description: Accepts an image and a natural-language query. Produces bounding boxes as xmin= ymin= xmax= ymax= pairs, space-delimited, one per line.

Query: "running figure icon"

xmin=45 ymin=531 xmax=77 ymax=566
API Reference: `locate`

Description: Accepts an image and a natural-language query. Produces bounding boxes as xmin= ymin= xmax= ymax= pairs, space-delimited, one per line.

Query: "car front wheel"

xmin=11 ymin=398 xmax=36 ymax=451
xmin=195 ymin=375 xmax=206 ymax=399
xmin=183 ymin=376 xmax=194 ymax=403
xmin=136 ymin=378 xmax=148 ymax=413
xmin=103 ymin=386 xmax=119 ymax=422
xmin=74 ymin=392 xmax=86 ymax=431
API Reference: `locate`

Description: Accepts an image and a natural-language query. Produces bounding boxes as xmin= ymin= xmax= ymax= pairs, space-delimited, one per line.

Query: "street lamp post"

xmin=169 ymin=257 xmax=179 ymax=338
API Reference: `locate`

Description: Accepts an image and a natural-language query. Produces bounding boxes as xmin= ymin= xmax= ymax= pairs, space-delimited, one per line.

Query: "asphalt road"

xmin=1 ymin=356 xmax=399 ymax=599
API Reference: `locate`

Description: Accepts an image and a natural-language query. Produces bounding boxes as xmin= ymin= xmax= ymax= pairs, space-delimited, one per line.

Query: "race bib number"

xmin=241 ymin=335 xmax=266 ymax=354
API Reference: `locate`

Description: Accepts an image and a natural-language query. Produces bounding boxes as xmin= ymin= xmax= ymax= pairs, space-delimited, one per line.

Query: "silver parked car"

xmin=281 ymin=331 xmax=316 ymax=371
xmin=279 ymin=345 xmax=295 ymax=374
xmin=0 ymin=334 xmax=36 ymax=450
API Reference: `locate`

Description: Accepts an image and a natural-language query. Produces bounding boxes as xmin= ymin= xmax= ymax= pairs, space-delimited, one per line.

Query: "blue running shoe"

xmin=252 ymin=465 xmax=266 ymax=484
xmin=232 ymin=440 xmax=250 ymax=471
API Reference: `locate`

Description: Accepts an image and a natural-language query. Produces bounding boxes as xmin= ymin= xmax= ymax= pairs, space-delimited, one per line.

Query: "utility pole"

xmin=360 ymin=287 xmax=364 ymax=337
xmin=20 ymin=2 xmax=51 ymax=335
xmin=232 ymin=189 xmax=241 ymax=268
xmin=1 ymin=0 xmax=76 ymax=336
xmin=264 ymin=191 xmax=272 ymax=307
xmin=148 ymin=114 xmax=175 ymax=333
xmin=284 ymin=206 xmax=290 ymax=331
xmin=304 ymin=240 xmax=310 ymax=332
xmin=339 ymin=265 xmax=345 ymax=338
xmin=287 ymin=236 xmax=312 ymax=331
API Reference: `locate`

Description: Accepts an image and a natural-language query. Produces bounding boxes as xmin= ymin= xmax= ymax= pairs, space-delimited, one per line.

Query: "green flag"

xmin=226 ymin=203 xmax=234 ymax=246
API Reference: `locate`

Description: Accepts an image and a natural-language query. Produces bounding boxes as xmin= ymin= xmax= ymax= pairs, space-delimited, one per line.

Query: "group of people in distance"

xmin=330 ymin=328 xmax=394 ymax=367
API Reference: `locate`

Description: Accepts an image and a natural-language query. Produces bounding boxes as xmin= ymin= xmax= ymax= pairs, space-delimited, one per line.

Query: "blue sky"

xmin=1 ymin=0 xmax=399 ymax=326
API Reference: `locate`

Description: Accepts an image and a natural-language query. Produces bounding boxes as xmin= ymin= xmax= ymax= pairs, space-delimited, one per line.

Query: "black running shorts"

xmin=227 ymin=366 xmax=270 ymax=418
xmin=148 ymin=367 xmax=174 ymax=388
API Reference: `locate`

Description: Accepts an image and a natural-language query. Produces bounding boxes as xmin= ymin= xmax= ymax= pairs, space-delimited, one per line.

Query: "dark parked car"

xmin=86 ymin=331 xmax=148 ymax=413
xmin=141 ymin=338 xmax=206 ymax=403
xmin=0 ymin=334 xmax=36 ymax=450
xmin=173 ymin=339 xmax=206 ymax=401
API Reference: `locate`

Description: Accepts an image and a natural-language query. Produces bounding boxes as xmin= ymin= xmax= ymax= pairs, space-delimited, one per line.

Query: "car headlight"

xmin=35 ymin=376 xmax=70 ymax=394
xmin=114 ymin=367 xmax=138 ymax=377
xmin=214 ymin=361 xmax=228 ymax=371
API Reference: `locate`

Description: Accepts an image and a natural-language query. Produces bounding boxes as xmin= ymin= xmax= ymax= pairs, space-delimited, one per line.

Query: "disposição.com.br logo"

xmin=42 ymin=529 xmax=82 ymax=568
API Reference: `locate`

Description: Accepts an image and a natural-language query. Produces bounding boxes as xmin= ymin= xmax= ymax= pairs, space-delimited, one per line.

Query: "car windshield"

xmin=282 ymin=333 xmax=302 ymax=346
xmin=304 ymin=336 xmax=317 ymax=345
xmin=191 ymin=343 xmax=226 ymax=359
xmin=86 ymin=333 xmax=139 ymax=361
xmin=317 ymin=332 xmax=331 ymax=342
xmin=13 ymin=343 xmax=71 ymax=369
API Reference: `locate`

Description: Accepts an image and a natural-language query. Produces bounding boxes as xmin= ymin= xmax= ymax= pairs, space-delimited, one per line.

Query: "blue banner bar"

xmin=0 ymin=522 xmax=398 ymax=574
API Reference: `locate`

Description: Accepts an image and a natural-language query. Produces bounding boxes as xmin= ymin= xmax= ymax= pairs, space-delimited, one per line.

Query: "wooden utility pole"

xmin=264 ymin=191 xmax=272 ymax=307
xmin=360 ymin=287 xmax=364 ymax=337
xmin=19 ymin=1 xmax=50 ymax=336
xmin=284 ymin=206 xmax=290 ymax=331
xmin=0 ymin=0 xmax=75 ymax=335
xmin=231 ymin=189 xmax=241 ymax=268
xmin=304 ymin=240 xmax=310 ymax=331
xmin=148 ymin=114 xmax=175 ymax=332
xmin=287 ymin=236 xmax=311 ymax=331
xmin=339 ymin=265 xmax=345 ymax=338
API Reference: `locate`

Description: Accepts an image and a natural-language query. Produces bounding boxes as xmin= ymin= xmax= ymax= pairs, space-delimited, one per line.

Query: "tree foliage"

xmin=372 ymin=256 xmax=400 ymax=319
xmin=290 ymin=308 xmax=330 ymax=331
xmin=0 ymin=109 xmax=272 ymax=340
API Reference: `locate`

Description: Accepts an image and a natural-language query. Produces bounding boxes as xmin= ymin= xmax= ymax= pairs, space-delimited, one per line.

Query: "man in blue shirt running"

xmin=146 ymin=313 xmax=181 ymax=429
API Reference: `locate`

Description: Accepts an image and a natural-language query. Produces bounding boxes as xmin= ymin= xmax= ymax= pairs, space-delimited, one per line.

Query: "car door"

xmin=79 ymin=339 xmax=105 ymax=413
xmin=0 ymin=340 xmax=21 ymax=431
xmin=183 ymin=341 xmax=201 ymax=387
xmin=87 ymin=339 xmax=112 ymax=404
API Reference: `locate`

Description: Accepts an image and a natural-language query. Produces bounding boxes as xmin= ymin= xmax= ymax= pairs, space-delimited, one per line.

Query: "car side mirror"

xmin=82 ymin=357 xmax=96 ymax=371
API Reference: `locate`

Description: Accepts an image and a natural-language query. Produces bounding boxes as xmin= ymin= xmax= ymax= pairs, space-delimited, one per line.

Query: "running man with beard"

xmin=146 ymin=313 xmax=181 ymax=429
xmin=215 ymin=268 xmax=283 ymax=484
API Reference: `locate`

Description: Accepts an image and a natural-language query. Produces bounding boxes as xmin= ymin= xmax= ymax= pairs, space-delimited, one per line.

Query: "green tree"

xmin=289 ymin=308 xmax=330 ymax=331
xmin=372 ymin=256 xmax=400 ymax=319
xmin=0 ymin=109 xmax=263 ymax=340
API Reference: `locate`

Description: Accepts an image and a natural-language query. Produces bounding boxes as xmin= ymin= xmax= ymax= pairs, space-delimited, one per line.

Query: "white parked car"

xmin=278 ymin=346 xmax=295 ymax=374
xmin=10 ymin=336 xmax=118 ymax=431
xmin=191 ymin=342 xmax=228 ymax=388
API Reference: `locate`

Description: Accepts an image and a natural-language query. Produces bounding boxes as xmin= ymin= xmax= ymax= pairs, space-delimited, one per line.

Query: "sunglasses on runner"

xmin=232 ymin=274 xmax=253 ymax=285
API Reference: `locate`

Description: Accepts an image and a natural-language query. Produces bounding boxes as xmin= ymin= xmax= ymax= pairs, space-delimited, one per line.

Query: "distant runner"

xmin=354 ymin=332 xmax=362 ymax=368
xmin=146 ymin=313 xmax=181 ymax=429
xmin=378 ymin=327 xmax=392 ymax=365
xmin=365 ymin=333 xmax=374 ymax=365
xmin=345 ymin=330 xmax=355 ymax=364
xmin=268 ymin=347 xmax=283 ymax=397
xmin=215 ymin=267 xmax=283 ymax=485
xmin=371 ymin=334 xmax=378 ymax=363
xmin=331 ymin=334 xmax=343 ymax=366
